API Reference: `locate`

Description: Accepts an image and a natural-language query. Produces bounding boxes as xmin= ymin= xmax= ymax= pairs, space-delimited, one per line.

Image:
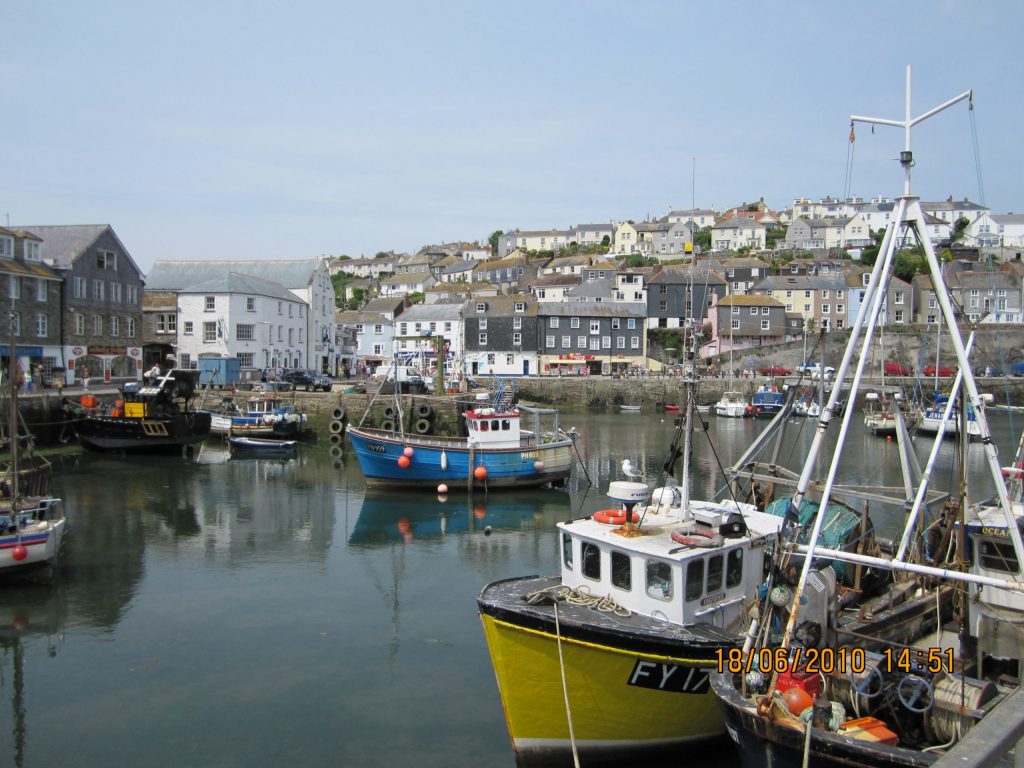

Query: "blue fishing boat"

xmin=751 ymin=385 xmax=784 ymax=418
xmin=206 ymin=393 xmax=307 ymax=438
xmin=346 ymin=384 xmax=576 ymax=490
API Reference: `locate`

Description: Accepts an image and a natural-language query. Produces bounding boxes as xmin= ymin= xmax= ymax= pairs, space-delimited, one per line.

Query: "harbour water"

xmin=0 ymin=409 xmax=1020 ymax=767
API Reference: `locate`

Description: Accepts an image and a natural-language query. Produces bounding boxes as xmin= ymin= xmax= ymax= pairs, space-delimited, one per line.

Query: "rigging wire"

xmin=969 ymin=96 xmax=986 ymax=208
xmin=843 ymin=122 xmax=856 ymax=202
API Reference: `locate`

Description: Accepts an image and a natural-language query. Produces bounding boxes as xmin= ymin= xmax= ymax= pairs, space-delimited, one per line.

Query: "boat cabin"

xmin=963 ymin=502 xmax=1024 ymax=656
xmin=557 ymin=502 xmax=783 ymax=628
xmin=464 ymin=408 xmax=522 ymax=449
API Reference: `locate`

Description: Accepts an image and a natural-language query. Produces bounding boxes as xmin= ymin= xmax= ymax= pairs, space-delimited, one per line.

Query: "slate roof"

xmin=538 ymin=302 xmax=646 ymax=318
xmin=178 ymin=271 xmax=297 ymax=301
xmin=20 ymin=224 xmax=138 ymax=272
xmin=718 ymin=295 xmax=785 ymax=307
xmin=146 ymin=259 xmax=323 ymax=290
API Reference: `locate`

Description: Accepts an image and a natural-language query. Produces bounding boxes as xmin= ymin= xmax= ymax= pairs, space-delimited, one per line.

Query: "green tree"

xmin=693 ymin=227 xmax=711 ymax=251
xmin=489 ymin=230 xmax=503 ymax=255
xmin=952 ymin=216 xmax=970 ymax=242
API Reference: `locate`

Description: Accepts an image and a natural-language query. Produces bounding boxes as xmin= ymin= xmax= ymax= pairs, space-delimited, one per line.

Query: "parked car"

xmin=980 ymin=365 xmax=1004 ymax=377
xmin=1013 ymin=362 xmax=1024 ymax=377
xmin=923 ymin=365 xmax=957 ymax=377
xmin=757 ymin=365 xmax=792 ymax=376
xmin=797 ymin=362 xmax=835 ymax=381
xmin=884 ymin=361 xmax=912 ymax=376
xmin=282 ymin=369 xmax=333 ymax=391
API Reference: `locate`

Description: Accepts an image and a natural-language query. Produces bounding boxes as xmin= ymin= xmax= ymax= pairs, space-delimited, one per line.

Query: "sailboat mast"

xmin=7 ymin=310 xmax=19 ymax=504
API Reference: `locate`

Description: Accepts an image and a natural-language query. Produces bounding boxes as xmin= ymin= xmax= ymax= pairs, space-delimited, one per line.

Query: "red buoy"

xmin=474 ymin=466 xmax=487 ymax=480
xmin=397 ymin=455 xmax=411 ymax=468
xmin=11 ymin=545 xmax=28 ymax=561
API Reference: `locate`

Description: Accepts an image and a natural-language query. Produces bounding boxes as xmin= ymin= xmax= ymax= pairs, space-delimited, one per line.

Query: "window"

xmin=749 ymin=307 xmax=758 ymax=316
xmin=110 ymin=282 xmax=121 ymax=303
xmin=479 ymin=318 xmax=487 ymax=331
xmin=9 ymin=312 xmax=19 ymax=336
xmin=512 ymin=332 xmax=521 ymax=346
xmin=73 ymin=277 xmax=86 ymax=299
xmin=512 ymin=317 xmax=522 ymax=330
xmin=686 ymin=559 xmax=704 ymax=601
xmin=205 ymin=296 xmax=215 ymax=311
xmin=894 ymin=291 xmax=905 ymax=304
xmin=476 ymin=302 xmax=486 ymax=313
xmin=577 ymin=336 xmax=586 ymax=348
xmin=550 ymin=317 xmax=559 ymax=328
xmin=562 ymin=533 xmax=573 ymax=569
xmin=561 ymin=336 xmax=571 ymax=348
xmin=96 ymin=250 xmax=117 ymax=270
xmin=589 ymin=338 xmax=600 ymax=351
xmin=92 ymin=279 xmax=104 ymax=300
xmin=236 ymin=324 xmax=255 ymax=341
xmin=627 ymin=318 xmax=636 ymax=329
xmin=35 ymin=279 xmax=47 ymax=302
xmin=203 ymin=321 xmax=217 ymax=342
xmin=126 ymin=285 xmax=137 ymax=304
xmin=581 ymin=542 xmax=601 ymax=580
xmin=707 ymin=554 xmax=724 ymax=593
xmin=630 ymin=336 xmax=640 ymax=349
xmin=480 ymin=333 xmax=488 ymax=345
xmin=35 ymin=313 xmax=47 ymax=338
xmin=761 ymin=307 xmax=769 ymax=315
xmin=837 ymin=304 xmax=845 ymax=314
xmin=760 ymin=319 xmax=770 ymax=330
xmin=732 ymin=319 xmax=740 ymax=330
xmin=247 ymin=297 xmax=255 ymax=311
xmin=611 ymin=551 xmax=631 ymax=590
xmin=110 ymin=316 xmax=119 ymax=336
xmin=125 ymin=318 xmax=135 ymax=338
xmin=894 ymin=310 xmax=904 ymax=323
xmin=157 ymin=314 xmax=177 ymax=333
xmin=979 ymin=539 xmax=1020 ymax=574
xmin=590 ymin=320 xmax=600 ymax=334
xmin=0 ymin=236 xmax=12 ymax=259
xmin=8 ymin=276 xmax=20 ymax=300
xmin=616 ymin=336 xmax=626 ymax=349
xmin=646 ymin=560 xmax=672 ymax=600
xmin=238 ymin=352 xmax=254 ymax=367
xmin=92 ymin=315 xmax=102 ymax=335
xmin=837 ymin=290 xmax=844 ymax=299
xmin=822 ymin=290 xmax=830 ymax=299
xmin=277 ymin=301 xmax=283 ymax=315
xmin=822 ymin=304 xmax=830 ymax=314
xmin=74 ymin=314 xmax=85 ymax=335
xmin=602 ymin=336 xmax=611 ymax=349
xmin=514 ymin=302 xmax=525 ymax=313
xmin=726 ymin=549 xmax=743 ymax=588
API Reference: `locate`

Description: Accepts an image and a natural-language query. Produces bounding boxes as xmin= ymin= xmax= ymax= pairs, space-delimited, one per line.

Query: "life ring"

xmin=414 ymin=403 xmax=434 ymax=420
xmin=592 ymin=509 xmax=641 ymax=525
xmin=671 ymin=528 xmax=724 ymax=548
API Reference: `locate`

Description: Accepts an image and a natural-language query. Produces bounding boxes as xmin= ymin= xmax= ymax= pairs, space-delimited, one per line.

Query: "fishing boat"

xmin=915 ymin=390 xmax=983 ymax=440
xmin=346 ymin=380 xmax=576 ymax=490
xmin=1 ymin=337 xmax=65 ymax=581
xmin=73 ymin=369 xmax=212 ymax=453
xmin=710 ymin=67 xmax=1024 ymax=768
xmin=228 ymin=436 xmax=298 ymax=454
xmin=478 ymin=333 xmax=796 ymax=766
xmin=751 ymin=385 xmax=784 ymax=418
xmin=206 ymin=393 xmax=307 ymax=438
xmin=715 ymin=390 xmax=750 ymax=418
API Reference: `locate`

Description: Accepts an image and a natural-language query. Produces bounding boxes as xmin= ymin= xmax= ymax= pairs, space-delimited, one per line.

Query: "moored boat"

xmin=228 ymin=436 xmax=298 ymax=453
xmin=206 ymin=393 xmax=307 ymax=438
xmin=714 ymin=390 xmax=749 ymax=418
xmin=73 ymin=369 xmax=211 ymax=453
xmin=347 ymin=382 xmax=576 ymax=490
xmin=751 ymin=385 xmax=784 ymax=418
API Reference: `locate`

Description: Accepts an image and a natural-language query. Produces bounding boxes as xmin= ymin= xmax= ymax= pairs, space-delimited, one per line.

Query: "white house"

xmin=711 ymin=218 xmax=768 ymax=252
xmin=993 ymin=214 xmax=1024 ymax=248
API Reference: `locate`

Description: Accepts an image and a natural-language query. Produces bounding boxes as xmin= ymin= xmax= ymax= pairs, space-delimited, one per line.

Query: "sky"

xmin=4 ymin=1 xmax=1024 ymax=274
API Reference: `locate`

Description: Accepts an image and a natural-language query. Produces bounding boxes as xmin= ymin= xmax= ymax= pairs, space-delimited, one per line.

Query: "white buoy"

xmin=438 ymin=483 xmax=448 ymax=494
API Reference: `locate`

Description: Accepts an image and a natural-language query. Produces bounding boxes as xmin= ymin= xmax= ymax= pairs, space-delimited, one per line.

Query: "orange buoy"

xmin=783 ymin=687 xmax=814 ymax=716
xmin=474 ymin=466 xmax=487 ymax=480
xmin=397 ymin=455 xmax=411 ymax=468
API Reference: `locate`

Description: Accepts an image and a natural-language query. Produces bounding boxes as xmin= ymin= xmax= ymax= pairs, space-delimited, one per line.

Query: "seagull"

xmin=621 ymin=459 xmax=645 ymax=480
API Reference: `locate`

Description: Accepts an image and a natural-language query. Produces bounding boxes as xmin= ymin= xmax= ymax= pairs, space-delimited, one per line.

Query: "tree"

xmin=952 ymin=216 xmax=970 ymax=242
xmin=489 ymin=230 xmax=503 ymax=255
xmin=693 ymin=227 xmax=711 ymax=251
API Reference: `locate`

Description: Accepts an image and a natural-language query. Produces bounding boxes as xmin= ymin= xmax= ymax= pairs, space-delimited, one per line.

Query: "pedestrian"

xmin=81 ymin=365 xmax=90 ymax=392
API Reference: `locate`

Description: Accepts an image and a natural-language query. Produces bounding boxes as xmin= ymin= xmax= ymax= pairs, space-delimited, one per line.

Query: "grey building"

xmin=536 ymin=301 xmax=647 ymax=376
xmin=462 ymin=294 xmax=540 ymax=377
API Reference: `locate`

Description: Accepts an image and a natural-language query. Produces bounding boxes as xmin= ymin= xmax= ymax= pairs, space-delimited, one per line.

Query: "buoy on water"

xmin=437 ymin=483 xmax=448 ymax=494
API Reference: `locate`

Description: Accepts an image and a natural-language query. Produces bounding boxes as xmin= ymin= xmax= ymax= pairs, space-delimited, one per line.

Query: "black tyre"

xmin=329 ymin=420 xmax=344 ymax=434
xmin=414 ymin=403 xmax=433 ymax=420
xmin=331 ymin=407 xmax=345 ymax=420
xmin=380 ymin=419 xmax=395 ymax=432
xmin=382 ymin=405 xmax=397 ymax=420
xmin=329 ymin=445 xmax=343 ymax=459
xmin=329 ymin=432 xmax=343 ymax=445
xmin=413 ymin=418 xmax=431 ymax=435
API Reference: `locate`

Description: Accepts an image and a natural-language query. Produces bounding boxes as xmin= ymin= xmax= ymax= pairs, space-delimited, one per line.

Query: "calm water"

xmin=0 ymin=409 xmax=1020 ymax=767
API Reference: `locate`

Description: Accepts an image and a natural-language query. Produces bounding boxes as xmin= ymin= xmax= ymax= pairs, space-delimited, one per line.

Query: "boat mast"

xmin=7 ymin=310 xmax=19 ymax=508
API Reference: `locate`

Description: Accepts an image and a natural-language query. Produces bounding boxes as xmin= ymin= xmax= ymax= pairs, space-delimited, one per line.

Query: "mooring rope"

xmin=526 ymin=584 xmax=632 ymax=618
xmin=553 ymin=603 xmax=581 ymax=768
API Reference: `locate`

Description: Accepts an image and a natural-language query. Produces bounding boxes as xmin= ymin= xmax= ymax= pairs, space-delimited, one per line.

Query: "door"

xmin=522 ymin=359 xmax=529 ymax=376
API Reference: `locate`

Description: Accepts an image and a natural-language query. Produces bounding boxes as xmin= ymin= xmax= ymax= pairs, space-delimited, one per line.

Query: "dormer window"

xmin=0 ymin=236 xmax=12 ymax=260
xmin=24 ymin=241 xmax=40 ymax=262
xmin=514 ymin=302 xmax=525 ymax=312
xmin=96 ymin=250 xmax=117 ymax=270
xmin=476 ymin=303 xmax=486 ymax=313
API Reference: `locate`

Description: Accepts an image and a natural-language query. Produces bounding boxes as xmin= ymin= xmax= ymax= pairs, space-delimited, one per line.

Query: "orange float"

xmin=592 ymin=509 xmax=640 ymax=525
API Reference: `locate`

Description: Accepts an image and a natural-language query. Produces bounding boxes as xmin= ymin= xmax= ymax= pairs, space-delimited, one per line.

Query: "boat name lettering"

xmin=367 ymin=443 xmax=387 ymax=453
xmin=980 ymin=526 xmax=1010 ymax=538
xmin=700 ymin=591 xmax=726 ymax=606
xmin=521 ymin=451 xmax=539 ymax=460
xmin=627 ymin=660 xmax=709 ymax=694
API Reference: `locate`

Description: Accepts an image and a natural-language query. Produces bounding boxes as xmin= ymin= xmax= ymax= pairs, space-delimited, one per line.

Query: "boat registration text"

xmin=628 ymin=660 xmax=710 ymax=694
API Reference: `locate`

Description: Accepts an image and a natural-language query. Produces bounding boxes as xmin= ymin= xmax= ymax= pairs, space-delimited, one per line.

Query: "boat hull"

xmin=346 ymin=427 xmax=574 ymax=489
xmin=479 ymin=576 xmax=735 ymax=767
xmin=76 ymin=412 xmax=212 ymax=453
xmin=0 ymin=518 xmax=65 ymax=579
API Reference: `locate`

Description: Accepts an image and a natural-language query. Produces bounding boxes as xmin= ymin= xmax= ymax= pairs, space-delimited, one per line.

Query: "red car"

xmin=923 ymin=365 xmax=957 ymax=377
xmin=884 ymin=361 xmax=911 ymax=376
xmin=758 ymin=366 xmax=792 ymax=376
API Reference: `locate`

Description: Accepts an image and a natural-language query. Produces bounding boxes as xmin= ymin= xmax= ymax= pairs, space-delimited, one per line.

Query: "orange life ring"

xmin=592 ymin=509 xmax=641 ymax=525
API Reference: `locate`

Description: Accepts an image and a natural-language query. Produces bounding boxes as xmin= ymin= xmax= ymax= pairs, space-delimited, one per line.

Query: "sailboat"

xmin=477 ymin=329 xmax=790 ymax=766
xmin=715 ymin=303 xmax=751 ymax=417
xmin=1 ymin=318 xmax=66 ymax=582
xmin=710 ymin=67 xmax=1024 ymax=768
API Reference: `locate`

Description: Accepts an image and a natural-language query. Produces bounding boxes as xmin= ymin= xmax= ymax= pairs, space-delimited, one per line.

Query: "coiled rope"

xmin=526 ymin=584 xmax=632 ymax=618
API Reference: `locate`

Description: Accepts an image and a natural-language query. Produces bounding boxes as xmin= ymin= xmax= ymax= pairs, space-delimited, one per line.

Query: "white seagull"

xmin=621 ymin=459 xmax=645 ymax=480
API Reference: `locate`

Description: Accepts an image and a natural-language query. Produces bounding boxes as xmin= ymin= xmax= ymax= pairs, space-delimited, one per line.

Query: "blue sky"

xmin=4 ymin=1 xmax=1023 ymax=273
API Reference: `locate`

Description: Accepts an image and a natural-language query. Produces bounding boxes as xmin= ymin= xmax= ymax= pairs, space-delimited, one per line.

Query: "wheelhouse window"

xmin=726 ymin=549 xmax=743 ymax=588
xmin=581 ymin=542 xmax=601 ymax=581
xmin=978 ymin=539 xmax=1020 ymax=573
xmin=562 ymin=532 xmax=573 ymax=569
xmin=611 ymin=551 xmax=631 ymax=590
xmin=646 ymin=560 xmax=672 ymax=600
xmin=686 ymin=559 xmax=704 ymax=602
xmin=707 ymin=554 xmax=724 ymax=593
